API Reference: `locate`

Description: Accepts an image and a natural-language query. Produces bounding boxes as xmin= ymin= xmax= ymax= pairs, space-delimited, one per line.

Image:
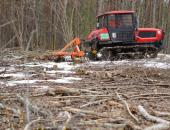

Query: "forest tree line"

xmin=0 ymin=0 xmax=170 ymax=53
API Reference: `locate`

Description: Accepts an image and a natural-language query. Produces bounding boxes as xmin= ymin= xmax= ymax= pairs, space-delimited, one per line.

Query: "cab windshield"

xmin=98 ymin=13 xmax=133 ymax=29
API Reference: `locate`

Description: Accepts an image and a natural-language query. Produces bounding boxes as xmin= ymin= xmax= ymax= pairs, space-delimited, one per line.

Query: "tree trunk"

xmin=96 ymin=0 xmax=104 ymax=15
xmin=153 ymin=0 xmax=157 ymax=27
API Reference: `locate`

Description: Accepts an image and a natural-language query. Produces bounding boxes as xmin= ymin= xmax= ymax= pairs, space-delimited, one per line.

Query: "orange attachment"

xmin=53 ymin=38 xmax=84 ymax=59
xmin=74 ymin=38 xmax=81 ymax=45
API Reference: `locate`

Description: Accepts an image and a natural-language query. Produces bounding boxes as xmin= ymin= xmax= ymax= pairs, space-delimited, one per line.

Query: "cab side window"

xmin=98 ymin=16 xmax=107 ymax=29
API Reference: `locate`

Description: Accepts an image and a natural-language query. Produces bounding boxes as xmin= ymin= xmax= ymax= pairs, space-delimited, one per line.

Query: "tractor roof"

xmin=97 ymin=10 xmax=134 ymax=17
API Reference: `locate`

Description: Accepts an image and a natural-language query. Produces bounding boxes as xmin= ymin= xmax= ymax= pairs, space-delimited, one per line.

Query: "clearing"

xmin=0 ymin=49 xmax=170 ymax=130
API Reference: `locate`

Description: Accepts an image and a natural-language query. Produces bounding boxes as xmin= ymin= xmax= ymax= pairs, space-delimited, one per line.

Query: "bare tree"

xmin=0 ymin=0 xmax=170 ymax=52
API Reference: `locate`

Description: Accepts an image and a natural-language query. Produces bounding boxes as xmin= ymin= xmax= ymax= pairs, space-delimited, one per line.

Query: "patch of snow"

xmin=90 ymin=61 xmax=111 ymax=65
xmin=56 ymin=70 xmax=75 ymax=74
xmin=48 ymin=77 xmax=82 ymax=84
xmin=45 ymin=70 xmax=57 ymax=74
xmin=0 ymin=73 xmax=29 ymax=79
xmin=4 ymin=61 xmax=82 ymax=87
xmin=89 ymin=60 xmax=130 ymax=67
xmin=53 ymin=79 xmax=73 ymax=84
xmin=45 ymin=70 xmax=75 ymax=74
xmin=40 ymin=62 xmax=58 ymax=68
xmin=88 ymin=56 xmax=170 ymax=69
xmin=0 ymin=67 xmax=6 ymax=72
xmin=158 ymin=54 xmax=170 ymax=59
xmin=64 ymin=77 xmax=82 ymax=81
xmin=143 ymin=62 xmax=170 ymax=69
xmin=113 ymin=60 xmax=130 ymax=65
xmin=17 ymin=62 xmax=57 ymax=68
xmin=56 ymin=62 xmax=79 ymax=71
xmin=0 ymin=82 xmax=5 ymax=85
xmin=7 ymin=80 xmax=38 ymax=86
xmin=6 ymin=76 xmax=82 ymax=86
xmin=17 ymin=61 xmax=78 ymax=72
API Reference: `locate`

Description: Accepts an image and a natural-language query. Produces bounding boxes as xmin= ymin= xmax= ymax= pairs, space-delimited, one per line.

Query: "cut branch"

xmin=138 ymin=105 xmax=170 ymax=130
xmin=116 ymin=92 xmax=139 ymax=122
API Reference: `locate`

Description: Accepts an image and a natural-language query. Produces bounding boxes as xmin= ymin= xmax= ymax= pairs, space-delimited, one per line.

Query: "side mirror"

xmin=96 ymin=22 xmax=99 ymax=28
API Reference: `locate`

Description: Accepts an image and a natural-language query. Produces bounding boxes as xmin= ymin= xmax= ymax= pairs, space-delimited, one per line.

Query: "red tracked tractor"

xmin=54 ymin=10 xmax=164 ymax=61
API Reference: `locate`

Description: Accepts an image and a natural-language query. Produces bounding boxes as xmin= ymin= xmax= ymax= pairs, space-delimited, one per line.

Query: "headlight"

xmin=97 ymin=52 xmax=102 ymax=58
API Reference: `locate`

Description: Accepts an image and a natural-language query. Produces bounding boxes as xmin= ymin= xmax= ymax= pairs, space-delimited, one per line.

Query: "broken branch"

xmin=138 ymin=105 xmax=170 ymax=130
xmin=116 ymin=92 xmax=139 ymax=123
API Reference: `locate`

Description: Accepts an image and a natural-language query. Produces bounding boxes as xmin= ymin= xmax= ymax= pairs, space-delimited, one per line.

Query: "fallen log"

xmin=63 ymin=107 xmax=121 ymax=118
xmin=33 ymin=86 xmax=102 ymax=97
xmin=138 ymin=105 xmax=170 ymax=130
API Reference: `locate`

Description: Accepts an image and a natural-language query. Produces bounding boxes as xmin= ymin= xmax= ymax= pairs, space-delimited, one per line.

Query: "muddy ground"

xmin=0 ymin=49 xmax=170 ymax=130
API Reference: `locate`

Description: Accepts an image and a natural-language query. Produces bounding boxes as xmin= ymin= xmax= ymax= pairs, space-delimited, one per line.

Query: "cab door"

xmin=98 ymin=15 xmax=108 ymax=29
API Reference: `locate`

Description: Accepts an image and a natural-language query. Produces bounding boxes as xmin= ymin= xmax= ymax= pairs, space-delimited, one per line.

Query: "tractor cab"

xmin=97 ymin=11 xmax=137 ymax=43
